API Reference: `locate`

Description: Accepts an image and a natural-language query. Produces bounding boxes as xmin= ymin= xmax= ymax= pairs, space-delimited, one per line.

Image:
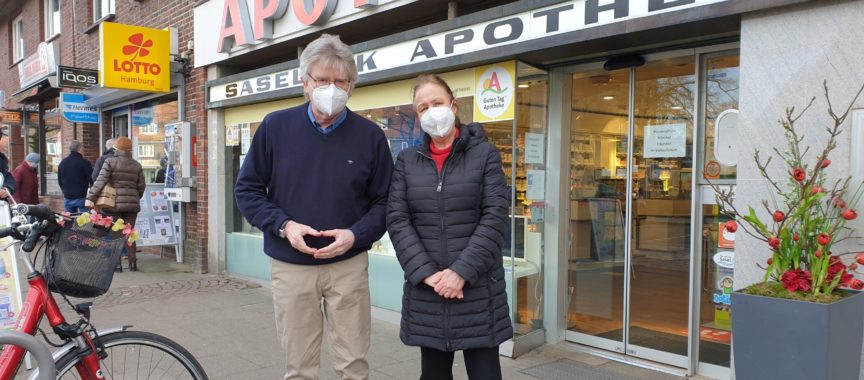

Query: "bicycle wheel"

xmin=54 ymin=330 xmax=208 ymax=380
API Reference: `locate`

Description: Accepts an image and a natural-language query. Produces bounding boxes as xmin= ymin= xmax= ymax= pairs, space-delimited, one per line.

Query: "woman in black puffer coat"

xmin=387 ymin=74 xmax=512 ymax=380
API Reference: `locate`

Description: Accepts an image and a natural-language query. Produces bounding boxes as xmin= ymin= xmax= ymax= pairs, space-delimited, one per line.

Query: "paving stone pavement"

xmin=79 ymin=276 xmax=262 ymax=308
xmin=13 ymin=253 xmax=717 ymax=380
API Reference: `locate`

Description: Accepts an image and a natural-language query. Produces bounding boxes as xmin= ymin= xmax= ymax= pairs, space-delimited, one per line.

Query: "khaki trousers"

xmin=271 ymin=253 xmax=371 ymax=380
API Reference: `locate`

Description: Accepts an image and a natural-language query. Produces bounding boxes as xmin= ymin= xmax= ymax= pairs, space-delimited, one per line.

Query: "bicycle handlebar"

xmin=14 ymin=204 xmax=55 ymax=221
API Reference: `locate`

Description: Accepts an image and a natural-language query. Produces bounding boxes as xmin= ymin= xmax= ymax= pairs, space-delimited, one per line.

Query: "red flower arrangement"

xmin=713 ymin=82 xmax=864 ymax=298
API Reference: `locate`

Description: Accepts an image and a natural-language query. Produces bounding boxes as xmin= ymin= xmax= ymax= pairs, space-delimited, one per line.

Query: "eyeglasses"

xmin=307 ymin=75 xmax=351 ymax=89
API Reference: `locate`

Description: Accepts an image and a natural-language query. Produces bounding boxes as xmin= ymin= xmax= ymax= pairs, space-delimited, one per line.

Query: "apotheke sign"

xmin=208 ymin=0 xmax=727 ymax=103
xmin=195 ymin=0 xmax=415 ymax=67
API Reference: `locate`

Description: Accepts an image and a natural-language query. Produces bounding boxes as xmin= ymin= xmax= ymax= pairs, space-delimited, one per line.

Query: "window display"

xmin=127 ymin=95 xmax=177 ymax=183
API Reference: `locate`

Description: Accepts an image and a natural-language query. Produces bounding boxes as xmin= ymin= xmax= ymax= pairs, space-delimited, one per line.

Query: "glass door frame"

xmin=690 ymin=44 xmax=740 ymax=380
xmin=554 ymin=43 xmax=740 ymax=376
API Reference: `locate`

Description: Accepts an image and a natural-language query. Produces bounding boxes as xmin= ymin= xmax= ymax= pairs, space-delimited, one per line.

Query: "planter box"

xmin=732 ymin=290 xmax=864 ymax=380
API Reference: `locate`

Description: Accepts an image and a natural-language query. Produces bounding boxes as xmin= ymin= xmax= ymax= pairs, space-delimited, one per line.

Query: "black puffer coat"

xmin=387 ymin=123 xmax=512 ymax=352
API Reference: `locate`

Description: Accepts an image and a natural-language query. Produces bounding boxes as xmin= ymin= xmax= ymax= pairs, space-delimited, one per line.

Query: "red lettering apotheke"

xmin=218 ymin=0 xmax=380 ymax=53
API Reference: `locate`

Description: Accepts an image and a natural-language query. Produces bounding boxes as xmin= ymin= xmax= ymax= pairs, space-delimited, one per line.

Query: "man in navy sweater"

xmin=234 ymin=34 xmax=393 ymax=380
xmin=58 ymin=140 xmax=93 ymax=213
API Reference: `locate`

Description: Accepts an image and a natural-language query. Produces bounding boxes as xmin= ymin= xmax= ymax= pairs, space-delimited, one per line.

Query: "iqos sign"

xmin=195 ymin=0 xmax=414 ymax=67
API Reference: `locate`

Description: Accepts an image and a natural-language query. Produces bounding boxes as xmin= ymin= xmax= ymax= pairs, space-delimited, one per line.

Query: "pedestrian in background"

xmin=58 ymin=140 xmax=93 ymax=213
xmin=387 ymin=74 xmax=512 ymax=380
xmin=12 ymin=153 xmax=39 ymax=205
xmin=234 ymin=34 xmax=393 ymax=380
xmin=92 ymin=138 xmax=115 ymax=183
xmin=0 ymin=129 xmax=16 ymax=201
xmin=86 ymin=137 xmax=145 ymax=272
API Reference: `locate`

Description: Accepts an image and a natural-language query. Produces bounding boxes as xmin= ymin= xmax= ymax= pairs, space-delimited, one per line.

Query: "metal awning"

xmin=10 ymin=76 xmax=58 ymax=104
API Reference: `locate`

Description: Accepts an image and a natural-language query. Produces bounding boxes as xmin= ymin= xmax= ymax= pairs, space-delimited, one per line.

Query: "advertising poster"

xmin=136 ymin=184 xmax=177 ymax=247
xmin=473 ymin=61 xmax=516 ymax=123
xmin=0 ymin=203 xmax=23 ymax=330
xmin=718 ymin=222 xmax=735 ymax=248
xmin=226 ymin=124 xmax=239 ymax=146
xmin=587 ymin=198 xmax=625 ymax=262
xmin=99 ymin=22 xmax=170 ymax=92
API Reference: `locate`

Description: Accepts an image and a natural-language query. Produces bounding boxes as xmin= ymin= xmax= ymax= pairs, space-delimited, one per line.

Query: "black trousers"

xmin=419 ymin=346 xmax=502 ymax=380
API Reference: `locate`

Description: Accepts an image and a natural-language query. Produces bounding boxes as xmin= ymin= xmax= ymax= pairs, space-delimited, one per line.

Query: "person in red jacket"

xmin=12 ymin=153 xmax=39 ymax=205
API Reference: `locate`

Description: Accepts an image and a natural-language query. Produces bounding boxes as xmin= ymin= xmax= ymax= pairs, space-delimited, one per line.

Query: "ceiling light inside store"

xmin=518 ymin=84 xmax=529 ymax=88
xmin=671 ymin=106 xmax=683 ymax=110
xmin=603 ymin=95 xmax=615 ymax=100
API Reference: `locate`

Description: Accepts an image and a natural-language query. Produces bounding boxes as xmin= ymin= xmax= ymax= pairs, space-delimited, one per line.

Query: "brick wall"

xmin=0 ymin=0 xmax=209 ymax=273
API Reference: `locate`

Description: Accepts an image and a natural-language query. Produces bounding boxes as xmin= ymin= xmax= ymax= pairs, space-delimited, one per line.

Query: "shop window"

xmin=93 ymin=0 xmax=115 ymax=21
xmin=128 ymin=95 xmax=176 ymax=183
xmin=11 ymin=15 xmax=24 ymax=63
xmin=44 ymin=0 xmax=60 ymax=39
xmin=44 ymin=111 xmax=62 ymax=196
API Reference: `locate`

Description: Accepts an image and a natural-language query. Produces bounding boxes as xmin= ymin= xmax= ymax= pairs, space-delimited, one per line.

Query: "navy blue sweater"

xmin=234 ymin=103 xmax=393 ymax=265
xmin=58 ymin=151 xmax=94 ymax=199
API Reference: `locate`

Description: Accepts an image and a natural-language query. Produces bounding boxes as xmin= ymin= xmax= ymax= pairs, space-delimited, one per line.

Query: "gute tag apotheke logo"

xmin=57 ymin=66 xmax=98 ymax=89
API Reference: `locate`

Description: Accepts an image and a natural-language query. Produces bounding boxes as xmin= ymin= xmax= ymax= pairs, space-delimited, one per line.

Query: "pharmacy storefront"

xmin=199 ymin=0 xmax=842 ymax=378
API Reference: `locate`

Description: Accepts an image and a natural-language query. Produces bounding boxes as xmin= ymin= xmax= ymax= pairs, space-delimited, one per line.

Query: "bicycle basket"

xmin=44 ymin=222 xmax=127 ymax=298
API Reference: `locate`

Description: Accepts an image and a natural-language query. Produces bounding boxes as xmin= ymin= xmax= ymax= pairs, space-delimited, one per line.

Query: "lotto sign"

xmin=473 ymin=61 xmax=515 ymax=123
xmin=100 ymin=22 xmax=170 ymax=93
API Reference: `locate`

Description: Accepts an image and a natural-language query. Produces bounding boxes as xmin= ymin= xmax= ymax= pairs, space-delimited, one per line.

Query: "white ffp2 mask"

xmin=312 ymin=84 xmax=349 ymax=116
xmin=420 ymin=105 xmax=456 ymax=137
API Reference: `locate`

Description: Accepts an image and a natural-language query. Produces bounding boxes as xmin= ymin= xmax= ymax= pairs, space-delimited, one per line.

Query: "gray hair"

xmin=105 ymin=138 xmax=115 ymax=150
xmin=299 ymin=34 xmax=357 ymax=85
xmin=69 ymin=140 xmax=82 ymax=152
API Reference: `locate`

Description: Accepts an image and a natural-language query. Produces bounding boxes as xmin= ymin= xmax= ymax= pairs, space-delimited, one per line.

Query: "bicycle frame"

xmin=0 ymin=249 xmax=104 ymax=379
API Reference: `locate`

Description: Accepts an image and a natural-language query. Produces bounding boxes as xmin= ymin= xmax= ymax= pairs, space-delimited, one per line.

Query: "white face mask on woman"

xmin=312 ymin=84 xmax=349 ymax=117
xmin=420 ymin=103 xmax=456 ymax=137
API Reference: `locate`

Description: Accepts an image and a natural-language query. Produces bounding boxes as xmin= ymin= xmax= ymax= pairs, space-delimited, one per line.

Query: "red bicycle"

xmin=0 ymin=202 xmax=207 ymax=380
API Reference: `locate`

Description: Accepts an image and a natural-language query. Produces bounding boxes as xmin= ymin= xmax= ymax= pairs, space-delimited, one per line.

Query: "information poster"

xmin=240 ymin=123 xmax=252 ymax=155
xmin=226 ymin=124 xmax=239 ymax=146
xmin=587 ymin=198 xmax=625 ymax=262
xmin=136 ymin=185 xmax=177 ymax=247
xmin=524 ymin=133 xmax=545 ymax=164
xmin=644 ymin=123 xmax=686 ymax=158
xmin=0 ymin=202 xmax=23 ymax=330
xmin=526 ymin=170 xmax=545 ymax=200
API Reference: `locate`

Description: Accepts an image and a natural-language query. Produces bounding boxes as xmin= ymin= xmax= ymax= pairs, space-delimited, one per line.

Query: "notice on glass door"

xmin=525 ymin=133 xmax=544 ymax=164
xmin=643 ymin=123 xmax=686 ymax=158
xmin=526 ymin=170 xmax=545 ymax=200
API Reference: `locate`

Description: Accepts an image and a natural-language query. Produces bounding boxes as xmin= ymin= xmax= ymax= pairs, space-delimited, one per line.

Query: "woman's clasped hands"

xmin=423 ymin=269 xmax=465 ymax=299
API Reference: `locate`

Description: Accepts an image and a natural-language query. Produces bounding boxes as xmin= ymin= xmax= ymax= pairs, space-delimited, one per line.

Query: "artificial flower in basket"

xmin=59 ymin=209 xmax=139 ymax=246
xmin=712 ymin=81 xmax=864 ymax=302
